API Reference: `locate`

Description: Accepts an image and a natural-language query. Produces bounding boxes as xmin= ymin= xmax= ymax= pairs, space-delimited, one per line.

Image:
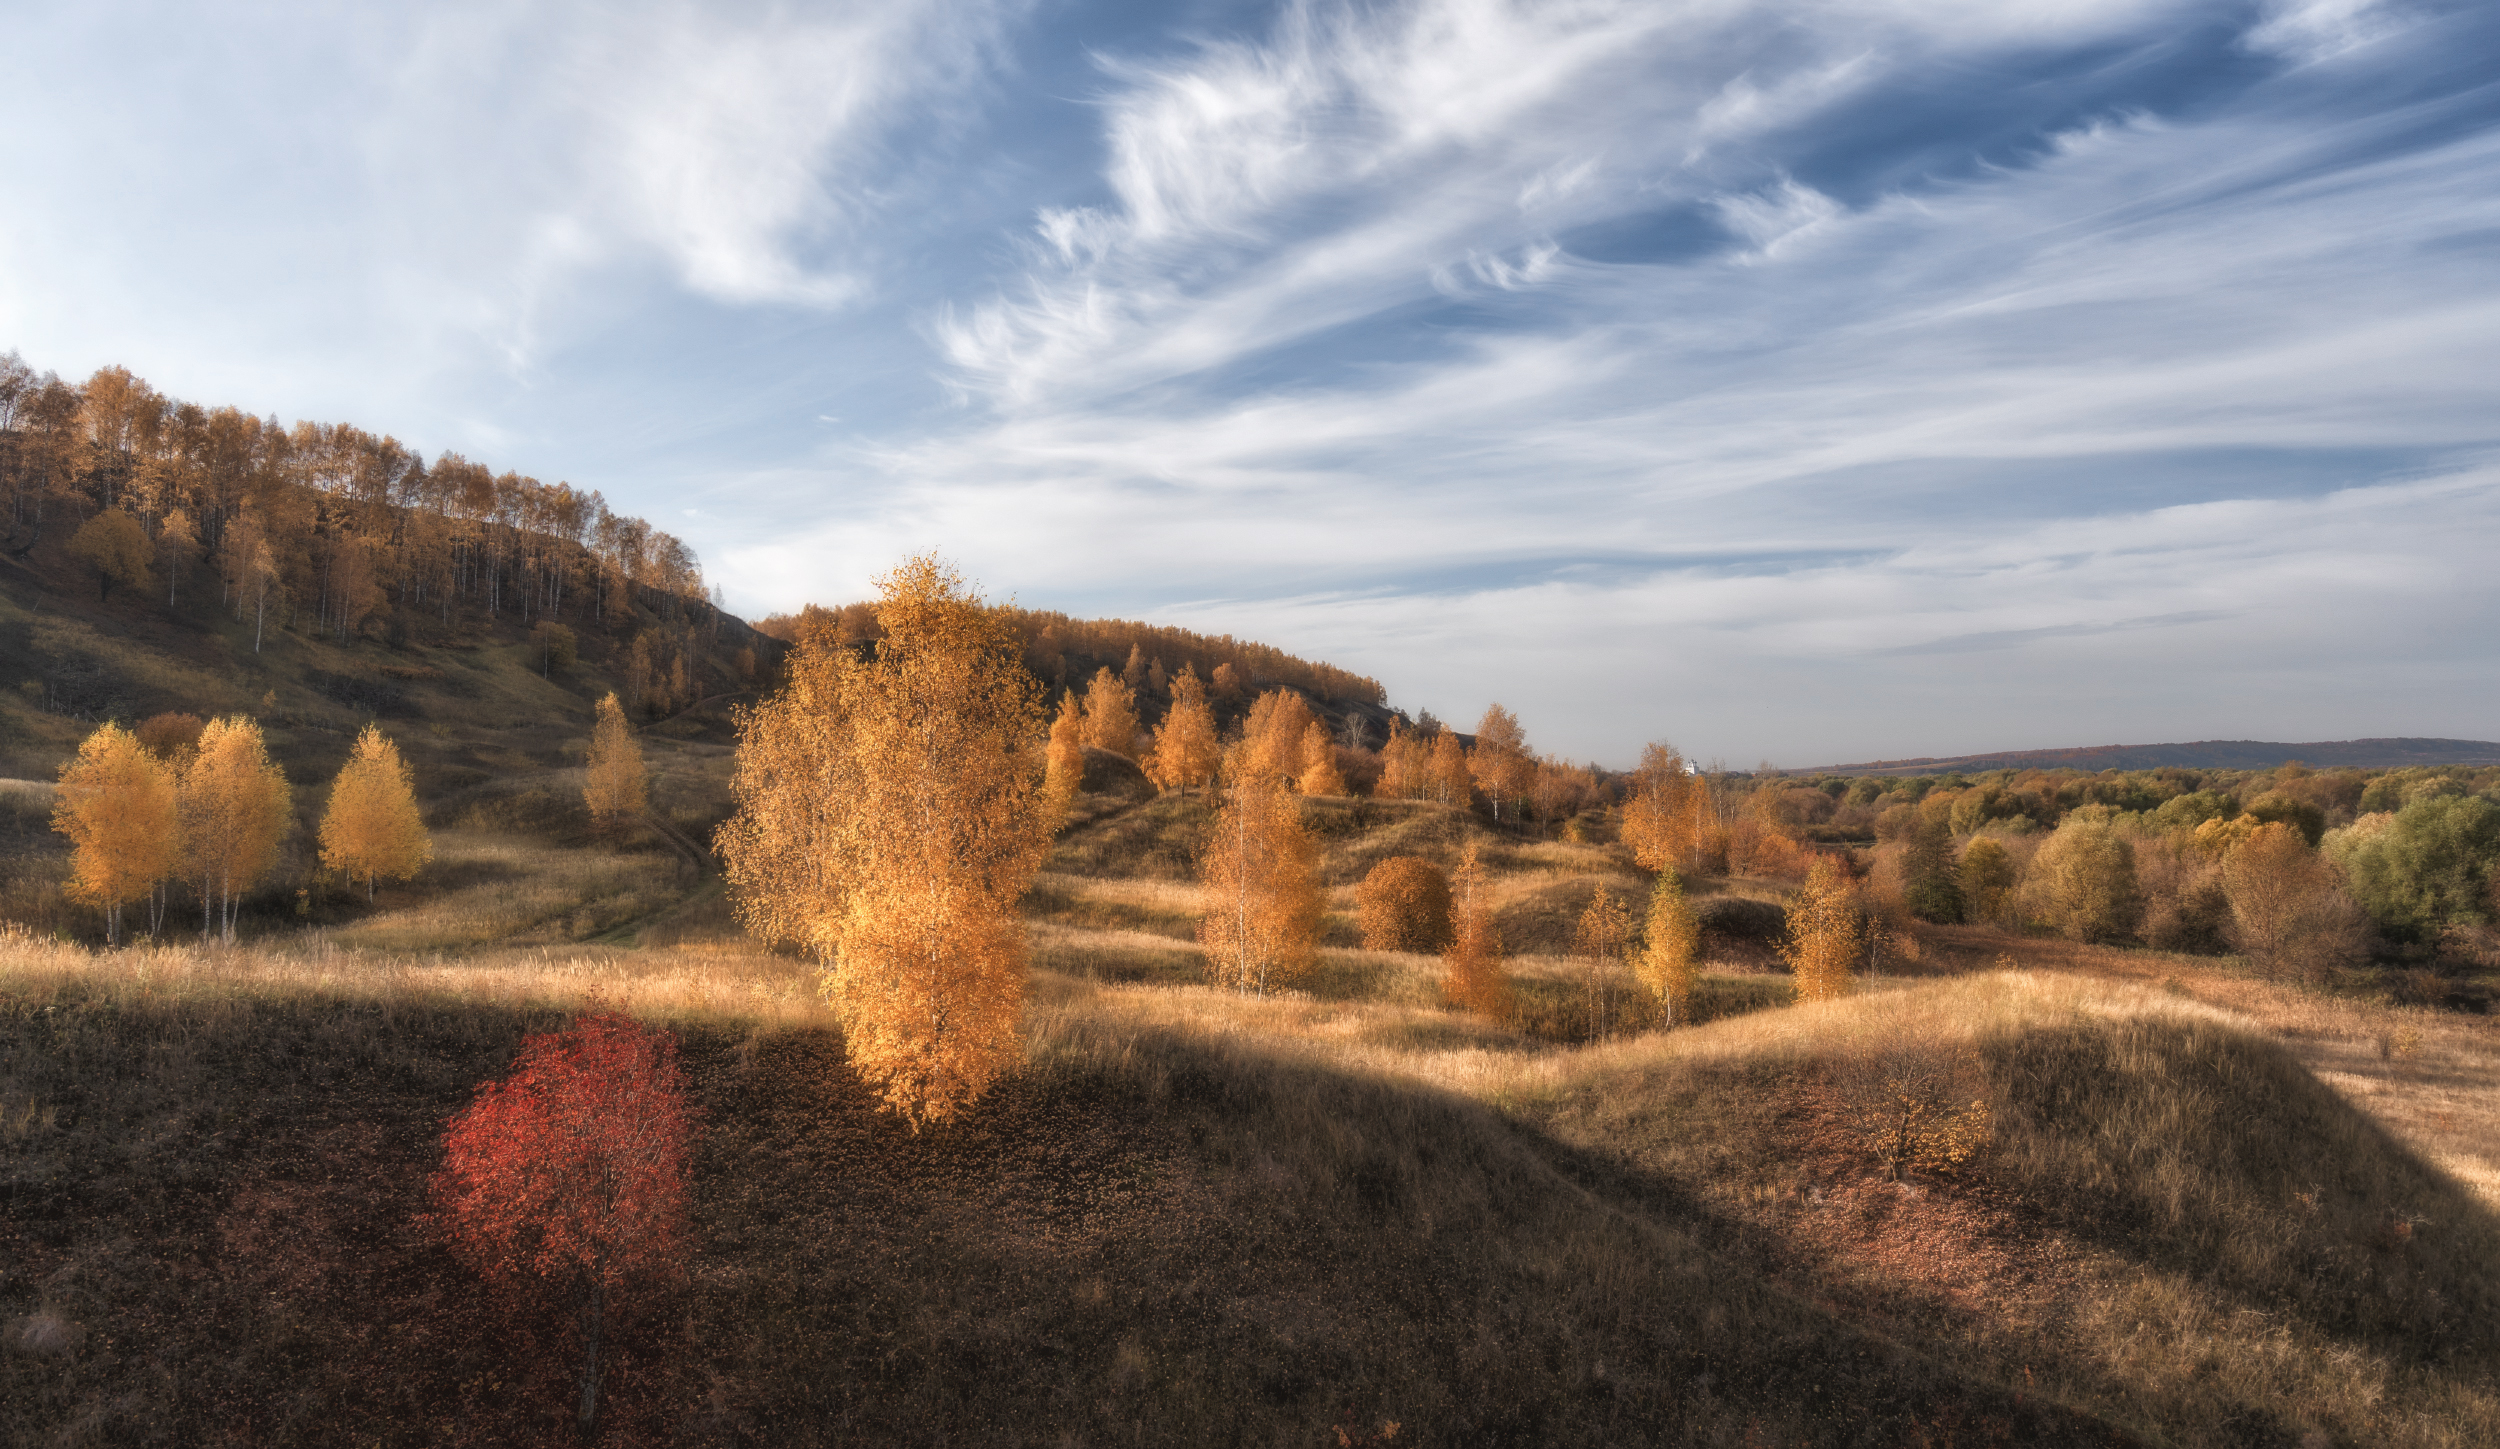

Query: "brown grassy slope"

xmin=2 ymin=933 xmax=2139 ymax=1449
xmin=11 ymin=922 xmax=2499 ymax=1446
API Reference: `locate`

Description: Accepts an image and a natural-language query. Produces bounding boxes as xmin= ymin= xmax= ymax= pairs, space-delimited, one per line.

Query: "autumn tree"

xmin=1428 ymin=729 xmax=1471 ymax=807
xmin=1198 ymin=739 xmax=1323 ymax=993
xmin=1782 ymin=858 xmax=1861 ymax=1003
xmin=1144 ymin=666 xmax=1221 ymax=797
xmin=1636 ymin=869 xmax=1700 ymax=1027
xmin=431 ymin=1012 xmax=695 ymax=1438
xmin=584 ymin=692 xmax=648 ymax=836
xmin=1617 ymin=744 xmax=1690 ymax=869
xmin=2222 ymin=822 xmax=2371 ymax=983
xmin=1468 ymin=704 xmax=1532 ymax=822
xmin=179 ymin=715 xmax=292 ymax=941
xmin=1901 ymin=816 xmax=1964 ymax=922
xmin=1959 ymin=837 xmax=2018 ymax=925
xmin=1297 ymin=718 xmax=1348 ymax=797
xmin=1377 ymin=720 xmax=1429 ymax=800
xmin=1081 ymin=666 xmax=1142 ymax=758
xmin=1241 ymin=689 xmax=1319 ymax=783
xmin=1356 ymin=856 xmax=1453 ymax=952
xmin=2023 ymin=820 xmax=2141 ymax=944
xmin=53 ymin=722 xmax=178 ymax=945
xmin=1575 ymin=883 xmax=1632 ymax=1041
xmin=1442 ymin=843 xmax=1513 ymax=1019
xmin=319 ymin=723 xmax=432 ymax=899
xmin=68 ymin=508 xmax=153 ymax=602
xmin=1044 ymin=692 xmax=1087 ymax=822
xmin=133 ymin=711 xmax=206 ymax=762
xmin=718 ymin=555 xmax=1051 ymax=1126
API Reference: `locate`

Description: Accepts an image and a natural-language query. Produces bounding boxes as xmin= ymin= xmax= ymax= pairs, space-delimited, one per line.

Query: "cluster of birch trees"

xmin=50 ymin=715 xmax=430 ymax=943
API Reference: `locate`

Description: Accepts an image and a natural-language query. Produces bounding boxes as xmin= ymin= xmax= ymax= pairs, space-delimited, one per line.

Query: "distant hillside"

xmin=1802 ymin=737 xmax=2500 ymax=777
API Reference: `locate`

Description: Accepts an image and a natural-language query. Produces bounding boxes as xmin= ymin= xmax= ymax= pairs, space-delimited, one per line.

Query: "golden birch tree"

xmin=1377 ymin=720 xmax=1428 ymax=800
xmin=1044 ymin=691 xmax=1086 ymax=823
xmin=1620 ymin=742 xmax=1695 ymax=871
xmin=1144 ymin=666 xmax=1221 ymax=797
xmin=1081 ymin=667 xmax=1142 ymax=758
xmin=1574 ymin=883 xmax=1631 ymax=1041
xmin=1782 ymin=858 xmax=1861 ymax=1003
xmin=718 ymin=554 xmax=1050 ymax=1127
xmin=1428 ymin=729 xmax=1471 ymax=806
xmin=180 ymin=716 xmax=293 ymax=942
xmin=1240 ymin=690 xmax=1318 ymax=784
xmin=1442 ymin=842 xmax=1513 ymax=1019
xmin=319 ymin=723 xmax=432 ymax=899
xmin=1636 ymin=869 xmax=1700 ymax=1027
xmin=1296 ymin=719 xmax=1348 ymax=797
xmin=53 ymin=722 xmax=178 ymax=945
xmin=1468 ymin=704 xmax=1532 ymax=823
xmin=1197 ymin=739 xmax=1323 ymax=993
xmin=583 ymin=692 xmax=648 ymax=835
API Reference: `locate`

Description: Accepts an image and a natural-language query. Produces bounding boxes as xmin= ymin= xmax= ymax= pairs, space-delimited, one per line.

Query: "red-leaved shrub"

xmin=430 ymin=1011 xmax=695 ymax=1436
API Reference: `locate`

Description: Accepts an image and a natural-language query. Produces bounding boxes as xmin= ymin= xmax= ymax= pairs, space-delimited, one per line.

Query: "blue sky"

xmin=4 ymin=0 xmax=2495 ymax=766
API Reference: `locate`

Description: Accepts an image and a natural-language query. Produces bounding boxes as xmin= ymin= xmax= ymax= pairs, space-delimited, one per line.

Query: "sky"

xmin=3 ymin=0 xmax=2495 ymax=768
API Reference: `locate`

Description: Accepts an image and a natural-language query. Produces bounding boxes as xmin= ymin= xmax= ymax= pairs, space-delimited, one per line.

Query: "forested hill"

xmin=1 ymin=349 xmax=706 ymax=643
xmin=756 ymin=601 xmax=1403 ymax=745
xmin=1804 ymin=737 xmax=2500 ymax=777
xmin=0 ymin=347 xmax=769 ymax=788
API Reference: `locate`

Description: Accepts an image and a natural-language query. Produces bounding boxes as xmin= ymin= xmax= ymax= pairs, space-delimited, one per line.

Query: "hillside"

xmin=6 ymin=827 xmax=2496 ymax=1445
xmin=1802 ymin=737 xmax=2500 ymax=776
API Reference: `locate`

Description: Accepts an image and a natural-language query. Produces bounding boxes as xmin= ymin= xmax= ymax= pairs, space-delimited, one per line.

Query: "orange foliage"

xmin=1467 ymin=705 xmax=1532 ymax=823
xmin=1781 ymin=859 xmax=1861 ymax=1002
xmin=718 ymin=555 xmax=1050 ymax=1127
xmin=52 ymin=722 xmax=178 ymax=945
xmin=1356 ymin=856 xmax=1454 ymax=952
xmin=1297 ymin=719 xmax=1348 ymax=797
xmin=178 ymin=716 xmax=292 ymax=942
xmin=583 ymin=692 xmax=648 ymax=835
xmin=1080 ymin=667 xmax=1142 ymax=758
xmin=1198 ymin=742 xmax=1323 ymax=993
xmin=1044 ymin=693 xmax=1086 ymax=821
xmin=1144 ymin=666 xmax=1221 ymax=796
xmin=1441 ymin=844 xmax=1513 ymax=1019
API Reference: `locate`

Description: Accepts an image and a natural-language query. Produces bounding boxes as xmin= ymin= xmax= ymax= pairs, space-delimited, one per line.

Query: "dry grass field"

xmin=6 ymin=787 xmax=2499 ymax=1446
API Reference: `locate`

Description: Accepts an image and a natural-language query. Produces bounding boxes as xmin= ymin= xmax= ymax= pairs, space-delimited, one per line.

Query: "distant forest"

xmin=0 ymin=348 xmax=708 ymax=647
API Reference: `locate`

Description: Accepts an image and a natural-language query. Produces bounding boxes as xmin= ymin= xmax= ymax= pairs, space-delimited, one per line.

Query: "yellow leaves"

xmin=180 ymin=716 xmax=293 ymax=940
xmin=53 ymin=722 xmax=178 ymax=940
xmin=1295 ymin=719 xmax=1347 ymax=798
xmin=583 ymin=692 xmax=648 ymax=833
xmin=319 ymin=724 xmax=431 ymax=897
xmin=1781 ymin=858 xmax=1861 ymax=1003
xmin=1045 ymin=692 xmax=1087 ymax=821
xmin=1080 ymin=667 xmax=1141 ymax=758
xmin=1619 ymin=742 xmax=1711 ymax=876
xmin=2192 ymin=814 xmax=2264 ymax=859
xmin=1198 ymin=753 xmax=1322 ymax=994
xmin=719 ymin=553 xmax=1049 ymax=1127
xmin=1635 ymin=869 xmax=1700 ymax=1026
xmin=1144 ymin=666 xmax=1220 ymax=797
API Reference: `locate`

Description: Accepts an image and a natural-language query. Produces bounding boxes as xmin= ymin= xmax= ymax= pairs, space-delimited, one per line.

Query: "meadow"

xmin=6 ymin=781 xmax=2497 ymax=1447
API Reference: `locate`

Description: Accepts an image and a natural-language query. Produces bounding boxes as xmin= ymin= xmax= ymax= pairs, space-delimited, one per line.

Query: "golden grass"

xmin=327 ymin=830 xmax=685 ymax=952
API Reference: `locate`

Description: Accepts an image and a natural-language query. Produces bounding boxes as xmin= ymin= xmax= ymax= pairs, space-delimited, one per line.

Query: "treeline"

xmin=0 ymin=349 xmax=707 ymax=645
xmin=1733 ymin=761 xmax=2500 ymax=978
xmin=753 ymin=601 xmax=1387 ymax=710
